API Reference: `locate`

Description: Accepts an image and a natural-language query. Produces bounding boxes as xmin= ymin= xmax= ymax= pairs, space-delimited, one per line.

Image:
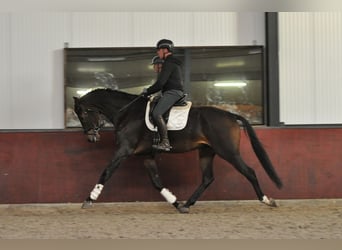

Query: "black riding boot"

xmin=153 ymin=116 xmax=172 ymax=151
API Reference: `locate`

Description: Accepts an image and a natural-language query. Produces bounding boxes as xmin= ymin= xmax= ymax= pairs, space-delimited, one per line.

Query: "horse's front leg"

xmin=82 ymin=149 xmax=129 ymax=208
xmin=144 ymin=158 xmax=189 ymax=213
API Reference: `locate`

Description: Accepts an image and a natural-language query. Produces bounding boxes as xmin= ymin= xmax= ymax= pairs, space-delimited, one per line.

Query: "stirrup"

xmin=153 ymin=139 xmax=172 ymax=151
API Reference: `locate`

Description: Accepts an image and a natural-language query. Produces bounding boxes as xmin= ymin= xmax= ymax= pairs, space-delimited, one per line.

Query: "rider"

xmin=142 ymin=39 xmax=185 ymax=151
xmin=151 ymin=55 xmax=164 ymax=74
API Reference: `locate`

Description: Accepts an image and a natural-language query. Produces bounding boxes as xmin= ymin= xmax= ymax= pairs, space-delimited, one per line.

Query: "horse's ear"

xmin=73 ymin=96 xmax=79 ymax=104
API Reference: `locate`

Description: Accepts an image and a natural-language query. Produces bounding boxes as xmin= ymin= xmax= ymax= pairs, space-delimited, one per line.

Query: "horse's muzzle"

xmin=86 ymin=129 xmax=101 ymax=143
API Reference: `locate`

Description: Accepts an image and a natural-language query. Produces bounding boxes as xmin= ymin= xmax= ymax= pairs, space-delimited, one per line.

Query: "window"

xmin=65 ymin=46 xmax=264 ymax=127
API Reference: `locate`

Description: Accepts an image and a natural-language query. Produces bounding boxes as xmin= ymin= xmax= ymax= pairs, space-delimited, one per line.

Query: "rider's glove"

xmin=141 ymin=88 xmax=149 ymax=98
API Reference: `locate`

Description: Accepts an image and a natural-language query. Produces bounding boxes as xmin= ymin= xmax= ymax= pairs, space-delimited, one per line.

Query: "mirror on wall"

xmin=64 ymin=46 xmax=264 ymax=127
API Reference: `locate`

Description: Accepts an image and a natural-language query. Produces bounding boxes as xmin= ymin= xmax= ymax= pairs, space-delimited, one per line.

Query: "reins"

xmin=118 ymin=94 xmax=144 ymax=113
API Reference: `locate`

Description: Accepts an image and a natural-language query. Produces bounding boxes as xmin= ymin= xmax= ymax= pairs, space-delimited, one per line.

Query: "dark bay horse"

xmin=73 ymin=88 xmax=282 ymax=213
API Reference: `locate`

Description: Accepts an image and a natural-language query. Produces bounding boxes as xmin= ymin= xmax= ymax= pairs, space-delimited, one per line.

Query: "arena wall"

xmin=0 ymin=127 xmax=341 ymax=204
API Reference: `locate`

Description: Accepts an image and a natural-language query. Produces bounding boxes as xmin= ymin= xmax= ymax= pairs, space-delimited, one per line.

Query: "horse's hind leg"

xmin=223 ymin=154 xmax=277 ymax=207
xmin=179 ymin=146 xmax=215 ymax=211
xmin=144 ymin=158 xmax=186 ymax=213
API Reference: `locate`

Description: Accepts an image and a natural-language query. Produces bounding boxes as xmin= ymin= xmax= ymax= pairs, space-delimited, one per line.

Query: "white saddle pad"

xmin=145 ymin=101 xmax=192 ymax=131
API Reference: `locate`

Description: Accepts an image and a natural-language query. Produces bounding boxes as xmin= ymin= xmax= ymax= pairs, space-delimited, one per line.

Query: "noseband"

xmin=82 ymin=108 xmax=104 ymax=135
xmin=85 ymin=127 xmax=100 ymax=135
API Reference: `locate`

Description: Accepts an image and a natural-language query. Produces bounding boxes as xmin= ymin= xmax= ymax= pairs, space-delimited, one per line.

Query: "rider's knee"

xmin=152 ymin=112 xmax=162 ymax=121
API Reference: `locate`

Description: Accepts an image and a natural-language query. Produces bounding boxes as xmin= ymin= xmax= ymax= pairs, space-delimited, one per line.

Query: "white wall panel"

xmin=9 ymin=13 xmax=69 ymax=129
xmin=71 ymin=12 xmax=134 ymax=47
xmin=0 ymin=14 xmax=11 ymax=128
xmin=279 ymin=13 xmax=316 ymax=124
xmin=313 ymin=13 xmax=342 ymax=124
xmin=132 ymin=12 xmax=263 ymax=47
xmin=279 ymin=12 xmax=342 ymax=125
xmin=70 ymin=12 xmax=254 ymax=48
xmin=236 ymin=12 xmax=265 ymax=45
xmin=192 ymin=12 xmax=238 ymax=45
xmin=133 ymin=12 xmax=193 ymax=47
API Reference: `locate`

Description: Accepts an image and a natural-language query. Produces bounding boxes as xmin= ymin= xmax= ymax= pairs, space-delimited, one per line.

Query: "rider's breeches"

xmin=152 ymin=90 xmax=183 ymax=122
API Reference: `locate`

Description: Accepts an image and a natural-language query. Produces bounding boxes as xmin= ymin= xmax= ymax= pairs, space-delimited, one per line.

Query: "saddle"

xmin=145 ymin=94 xmax=192 ymax=131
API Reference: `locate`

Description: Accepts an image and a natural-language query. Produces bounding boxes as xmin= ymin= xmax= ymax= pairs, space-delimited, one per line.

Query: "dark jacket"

xmin=146 ymin=55 xmax=184 ymax=95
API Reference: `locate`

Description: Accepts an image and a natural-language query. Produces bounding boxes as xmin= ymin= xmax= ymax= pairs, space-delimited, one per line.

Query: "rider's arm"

xmin=145 ymin=61 xmax=173 ymax=95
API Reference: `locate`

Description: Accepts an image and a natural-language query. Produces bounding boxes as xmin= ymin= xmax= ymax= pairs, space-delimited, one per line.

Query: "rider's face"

xmin=156 ymin=48 xmax=164 ymax=59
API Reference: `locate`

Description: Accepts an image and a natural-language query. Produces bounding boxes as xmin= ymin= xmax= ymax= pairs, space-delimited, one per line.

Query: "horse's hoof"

xmin=82 ymin=200 xmax=93 ymax=209
xmin=268 ymin=198 xmax=278 ymax=207
xmin=262 ymin=195 xmax=278 ymax=207
xmin=176 ymin=204 xmax=190 ymax=214
xmin=263 ymin=198 xmax=278 ymax=207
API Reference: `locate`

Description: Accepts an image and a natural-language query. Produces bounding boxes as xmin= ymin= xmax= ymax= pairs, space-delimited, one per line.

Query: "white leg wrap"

xmin=90 ymin=184 xmax=104 ymax=200
xmin=262 ymin=195 xmax=270 ymax=204
xmin=160 ymin=188 xmax=177 ymax=204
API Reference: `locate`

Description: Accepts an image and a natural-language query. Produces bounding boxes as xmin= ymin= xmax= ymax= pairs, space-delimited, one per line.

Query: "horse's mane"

xmin=103 ymin=88 xmax=138 ymax=98
xmin=79 ymin=88 xmax=145 ymax=120
xmin=81 ymin=88 xmax=138 ymax=103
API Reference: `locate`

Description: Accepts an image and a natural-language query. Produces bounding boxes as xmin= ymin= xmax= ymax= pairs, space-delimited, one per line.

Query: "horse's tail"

xmin=234 ymin=114 xmax=283 ymax=189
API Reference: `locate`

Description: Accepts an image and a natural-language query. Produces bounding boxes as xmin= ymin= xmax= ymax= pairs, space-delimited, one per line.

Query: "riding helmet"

xmin=156 ymin=39 xmax=174 ymax=52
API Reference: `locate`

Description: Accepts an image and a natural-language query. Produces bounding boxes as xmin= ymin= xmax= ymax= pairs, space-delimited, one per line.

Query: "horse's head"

xmin=73 ymin=97 xmax=105 ymax=143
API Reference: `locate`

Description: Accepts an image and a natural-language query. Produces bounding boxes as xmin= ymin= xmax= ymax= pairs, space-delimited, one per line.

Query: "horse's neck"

xmin=97 ymin=92 xmax=137 ymax=124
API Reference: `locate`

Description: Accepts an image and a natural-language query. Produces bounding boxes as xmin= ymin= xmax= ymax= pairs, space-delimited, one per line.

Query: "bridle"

xmin=81 ymin=108 xmax=104 ymax=137
xmin=86 ymin=126 xmax=101 ymax=136
xmin=78 ymin=95 xmax=143 ymax=139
